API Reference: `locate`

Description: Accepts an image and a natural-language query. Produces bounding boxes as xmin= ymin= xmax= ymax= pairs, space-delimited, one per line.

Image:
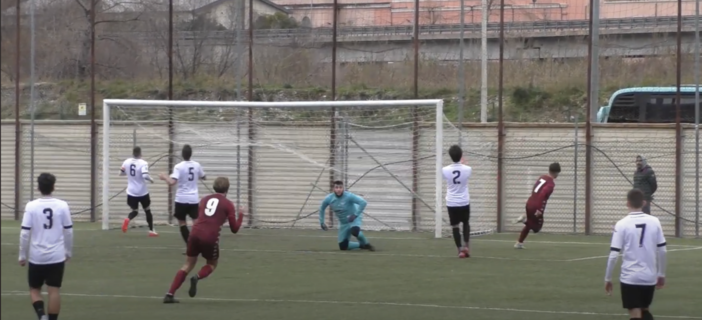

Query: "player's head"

xmin=133 ymin=146 xmax=142 ymax=158
xmin=37 ymin=173 xmax=56 ymax=196
xmin=333 ymin=180 xmax=344 ymax=197
xmin=182 ymin=144 xmax=192 ymax=161
xmin=635 ymin=155 xmax=647 ymax=169
xmin=548 ymin=162 xmax=561 ymax=179
xmin=627 ymin=188 xmax=646 ymax=211
xmin=213 ymin=177 xmax=230 ymax=195
xmin=448 ymin=145 xmax=463 ymax=163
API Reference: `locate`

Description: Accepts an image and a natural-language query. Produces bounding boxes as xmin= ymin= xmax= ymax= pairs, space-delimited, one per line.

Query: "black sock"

xmin=643 ymin=310 xmax=654 ymax=320
xmin=145 ymin=210 xmax=154 ymax=231
xmin=128 ymin=210 xmax=138 ymax=220
xmin=179 ymin=225 xmax=190 ymax=243
xmin=32 ymin=301 xmax=45 ymax=319
xmin=462 ymin=222 xmax=471 ymax=245
xmin=451 ymin=227 xmax=462 ymax=248
xmin=49 ymin=314 xmax=58 ymax=320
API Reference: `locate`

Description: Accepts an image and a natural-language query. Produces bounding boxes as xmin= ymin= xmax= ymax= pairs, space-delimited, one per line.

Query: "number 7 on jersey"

xmin=534 ymin=178 xmax=546 ymax=193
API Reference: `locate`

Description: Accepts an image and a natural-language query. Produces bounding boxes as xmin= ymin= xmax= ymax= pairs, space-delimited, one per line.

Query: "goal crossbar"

xmin=102 ymin=99 xmax=445 ymax=237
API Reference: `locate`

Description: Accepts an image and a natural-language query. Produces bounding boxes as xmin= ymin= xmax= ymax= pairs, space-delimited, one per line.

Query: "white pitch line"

xmin=567 ymin=247 xmax=702 ymax=262
xmin=1 ymin=291 xmax=699 ymax=319
xmin=0 ymin=242 xmax=563 ymax=262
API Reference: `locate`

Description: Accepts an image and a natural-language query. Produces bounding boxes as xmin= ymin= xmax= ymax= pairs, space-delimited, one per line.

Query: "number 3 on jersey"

xmin=204 ymin=198 xmax=220 ymax=216
xmin=534 ymin=178 xmax=546 ymax=193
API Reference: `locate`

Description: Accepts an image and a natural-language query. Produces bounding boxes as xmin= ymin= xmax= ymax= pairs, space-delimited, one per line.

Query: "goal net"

xmin=101 ymin=99 xmax=496 ymax=238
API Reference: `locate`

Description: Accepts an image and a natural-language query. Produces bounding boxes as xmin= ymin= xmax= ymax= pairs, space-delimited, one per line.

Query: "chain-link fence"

xmin=0 ymin=0 xmax=699 ymax=237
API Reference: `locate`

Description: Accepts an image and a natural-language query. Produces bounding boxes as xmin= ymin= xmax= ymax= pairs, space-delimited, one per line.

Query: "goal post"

xmin=101 ymin=98 xmax=491 ymax=238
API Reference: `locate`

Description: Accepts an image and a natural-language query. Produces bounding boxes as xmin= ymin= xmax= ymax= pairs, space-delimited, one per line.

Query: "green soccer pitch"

xmin=2 ymin=220 xmax=700 ymax=320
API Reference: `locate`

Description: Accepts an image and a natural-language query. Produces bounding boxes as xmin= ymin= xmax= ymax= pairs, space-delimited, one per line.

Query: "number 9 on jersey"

xmin=204 ymin=198 xmax=219 ymax=216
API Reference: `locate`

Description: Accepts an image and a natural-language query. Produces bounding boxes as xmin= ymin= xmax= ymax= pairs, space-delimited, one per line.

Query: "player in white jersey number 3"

xmin=19 ymin=173 xmax=74 ymax=320
xmin=120 ymin=146 xmax=157 ymax=236
xmin=160 ymin=144 xmax=206 ymax=245
xmin=604 ymin=189 xmax=667 ymax=320
xmin=441 ymin=145 xmax=473 ymax=258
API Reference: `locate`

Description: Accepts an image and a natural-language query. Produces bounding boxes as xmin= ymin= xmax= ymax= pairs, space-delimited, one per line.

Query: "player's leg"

xmin=140 ymin=195 xmax=157 ymax=236
xmin=350 ymin=224 xmax=375 ymax=251
xmin=174 ymin=203 xmax=190 ymax=243
xmin=164 ymin=238 xmax=200 ymax=303
xmin=122 ymin=196 xmax=140 ymax=233
xmin=44 ymin=262 xmax=65 ymax=320
xmin=460 ymin=205 xmax=471 ymax=257
xmin=621 ymin=283 xmax=645 ymax=320
xmin=515 ymin=207 xmax=536 ymax=249
xmin=447 ymin=207 xmax=464 ymax=255
xmin=337 ymin=224 xmax=356 ymax=250
xmin=641 ymin=285 xmax=656 ymax=320
xmin=188 ymin=242 xmax=219 ymax=298
xmin=27 ymin=263 xmax=47 ymax=319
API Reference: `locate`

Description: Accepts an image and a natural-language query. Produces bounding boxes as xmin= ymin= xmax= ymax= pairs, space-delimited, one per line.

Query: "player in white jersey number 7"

xmin=119 ymin=146 xmax=157 ymax=236
xmin=604 ymin=189 xmax=667 ymax=320
xmin=160 ymin=144 xmax=206 ymax=247
xmin=19 ymin=173 xmax=74 ymax=320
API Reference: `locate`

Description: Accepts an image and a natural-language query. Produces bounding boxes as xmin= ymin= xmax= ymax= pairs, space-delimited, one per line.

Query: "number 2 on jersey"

xmin=43 ymin=208 xmax=53 ymax=229
xmin=204 ymin=198 xmax=220 ymax=216
xmin=452 ymin=170 xmax=461 ymax=184
xmin=635 ymin=223 xmax=647 ymax=247
xmin=534 ymin=178 xmax=546 ymax=193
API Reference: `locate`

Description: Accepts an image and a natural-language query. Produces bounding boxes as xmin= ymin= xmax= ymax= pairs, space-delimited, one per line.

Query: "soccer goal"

xmin=101 ymin=99 xmax=496 ymax=238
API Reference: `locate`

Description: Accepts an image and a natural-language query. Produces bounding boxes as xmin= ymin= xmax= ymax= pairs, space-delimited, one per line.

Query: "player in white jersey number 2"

xmin=604 ymin=189 xmax=667 ymax=320
xmin=160 ymin=144 xmax=206 ymax=246
xmin=119 ymin=146 xmax=157 ymax=236
xmin=441 ymin=145 xmax=473 ymax=259
xmin=19 ymin=173 xmax=74 ymax=320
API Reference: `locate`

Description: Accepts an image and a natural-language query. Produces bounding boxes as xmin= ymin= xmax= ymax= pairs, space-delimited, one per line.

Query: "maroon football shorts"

xmin=525 ymin=206 xmax=544 ymax=233
xmin=186 ymin=235 xmax=220 ymax=261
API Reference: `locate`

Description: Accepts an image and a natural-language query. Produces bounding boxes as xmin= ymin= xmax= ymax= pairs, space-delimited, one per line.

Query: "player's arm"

xmin=18 ymin=204 xmax=32 ymax=263
xmin=604 ymin=222 xmax=624 ymax=284
xmin=538 ymin=183 xmax=555 ymax=215
xmin=349 ymin=193 xmax=368 ymax=217
xmin=199 ymin=165 xmax=207 ymax=181
xmin=655 ymin=220 xmax=667 ymax=283
xmin=141 ymin=162 xmax=154 ymax=183
xmin=160 ymin=165 xmax=179 ymax=186
xmin=61 ymin=203 xmax=74 ymax=259
xmin=319 ymin=195 xmax=332 ymax=230
xmin=119 ymin=160 xmax=127 ymax=176
xmin=227 ymin=201 xmax=244 ymax=234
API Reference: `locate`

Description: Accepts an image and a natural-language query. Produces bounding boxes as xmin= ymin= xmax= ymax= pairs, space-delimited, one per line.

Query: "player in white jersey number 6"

xmin=160 ymin=144 xmax=206 ymax=246
xmin=119 ymin=146 xmax=157 ymax=236
xmin=441 ymin=145 xmax=473 ymax=258
xmin=604 ymin=189 xmax=667 ymax=320
xmin=19 ymin=173 xmax=74 ymax=320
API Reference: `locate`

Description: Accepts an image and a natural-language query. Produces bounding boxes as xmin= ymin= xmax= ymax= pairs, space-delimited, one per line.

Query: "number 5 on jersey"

xmin=204 ymin=198 xmax=219 ymax=216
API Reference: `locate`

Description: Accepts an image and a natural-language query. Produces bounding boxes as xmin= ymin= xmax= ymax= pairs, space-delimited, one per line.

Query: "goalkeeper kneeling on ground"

xmin=319 ymin=181 xmax=376 ymax=251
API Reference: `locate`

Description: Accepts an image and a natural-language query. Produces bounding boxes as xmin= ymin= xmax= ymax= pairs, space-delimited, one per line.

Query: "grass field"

xmin=1 ymin=220 xmax=701 ymax=320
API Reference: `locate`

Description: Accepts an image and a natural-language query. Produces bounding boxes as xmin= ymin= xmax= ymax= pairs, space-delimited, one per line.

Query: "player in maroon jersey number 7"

xmin=513 ymin=162 xmax=561 ymax=249
xmin=163 ymin=177 xmax=244 ymax=304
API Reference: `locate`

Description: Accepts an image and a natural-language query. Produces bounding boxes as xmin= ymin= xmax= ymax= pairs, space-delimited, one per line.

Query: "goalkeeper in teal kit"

xmin=319 ymin=181 xmax=376 ymax=251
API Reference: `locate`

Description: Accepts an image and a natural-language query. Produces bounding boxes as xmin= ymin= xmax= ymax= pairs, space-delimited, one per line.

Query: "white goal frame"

xmin=102 ymin=99 xmax=445 ymax=237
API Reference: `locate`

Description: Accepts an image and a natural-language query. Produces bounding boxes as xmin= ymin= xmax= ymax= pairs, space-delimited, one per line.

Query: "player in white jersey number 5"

xmin=19 ymin=173 xmax=74 ymax=320
xmin=119 ymin=146 xmax=157 ymax=236
xmin=160 ymin=144 xmax=206 ymax=245
xmin=604 ymin=189 xmax=667 ymax=320
xmin=441 ymin=145 xmax=473 ymax=258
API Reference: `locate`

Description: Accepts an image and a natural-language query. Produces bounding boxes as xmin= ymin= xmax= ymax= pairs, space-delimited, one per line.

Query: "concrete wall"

xmin=0 ymin=120 xmax=698 ymax=237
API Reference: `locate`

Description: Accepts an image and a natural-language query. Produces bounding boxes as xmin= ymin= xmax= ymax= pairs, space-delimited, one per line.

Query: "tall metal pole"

xmin=412 ymin=0 xmax=420 ymax=230
xmin=14 ymin=0 xmax=21 ymax=220
xmin=89 ymin=0 xmax=97 ymax=222
xmin=584 ymin=0 xmax=597 ymax=235
xmin=694 ymin=0 xmax=700 ymax=238
xmin=167 ymin=0 xmax=175 ymax=224
xmin=29 ymin=0 xmax=36 ymax=201
xmin=674 ymin=0 xmax=683 ymax=237
xmin=480 ymin=0 xmax=488 ymax=123
xmin=247 ymin=0 xmax=255 ymax=226
xmin=458 ymin=0 xmax=465 ymax=142
xmin=329 ymin=0 xmax=338 ymax=227
xmin=589 ymin=1 xmax=600 ymax=123
xmin=496 ymin=0 xmax=505 ymax=232
xmin=573 ymin=114 xmax=578 ymax=233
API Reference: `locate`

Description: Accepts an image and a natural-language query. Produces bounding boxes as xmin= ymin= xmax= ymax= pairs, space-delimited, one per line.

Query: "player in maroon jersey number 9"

xmin=513 ymin=162 xmax=561 ymax=249
xmin=163 ymin=177 xmax=244 ymax=303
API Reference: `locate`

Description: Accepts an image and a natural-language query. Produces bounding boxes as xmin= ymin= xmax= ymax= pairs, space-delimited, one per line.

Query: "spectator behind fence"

xmin=633 ymin=155 xmax=658 ymax=214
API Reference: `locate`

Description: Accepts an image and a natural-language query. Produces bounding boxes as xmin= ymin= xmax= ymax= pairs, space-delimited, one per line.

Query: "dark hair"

xmin=213 ymin=177 xmax=230 ymax=194
xmin=549 ymin=162 xmax=561 ymax=174
xmin=333 ymin=180 xmax=343 ymax=186
xmin=133 ymin=146 xmax=142 ymax=158
xmin=627 ymin=189 xmax=645 ymax=209
xmin=182 ymin=144 xmax=192 ymax=161
xmin=448 ymin=145 xmax=462 ymax=163
xmin=37 ymin=173 xmax=56 ymax=196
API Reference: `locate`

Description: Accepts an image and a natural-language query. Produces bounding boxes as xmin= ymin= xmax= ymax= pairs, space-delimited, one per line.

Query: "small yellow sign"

xmin=78 ymin=103 xmax=87 ymax=116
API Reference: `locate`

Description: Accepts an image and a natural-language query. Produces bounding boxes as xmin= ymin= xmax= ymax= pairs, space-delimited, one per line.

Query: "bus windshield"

xmin=597 ymin=86 xmax=700 ymax=123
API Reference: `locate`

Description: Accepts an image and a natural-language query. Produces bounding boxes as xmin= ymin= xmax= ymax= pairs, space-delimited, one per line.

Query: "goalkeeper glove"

xmin=320 ymin=223 xmax=328 ymax=231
